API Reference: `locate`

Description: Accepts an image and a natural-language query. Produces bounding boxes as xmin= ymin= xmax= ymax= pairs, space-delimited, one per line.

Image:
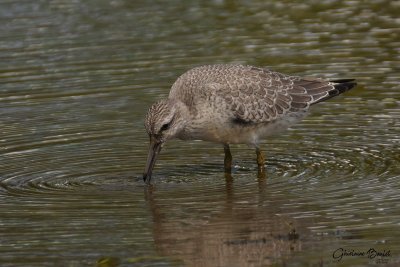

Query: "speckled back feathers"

xmin=169 ymin=64 xmax=356 ymax=124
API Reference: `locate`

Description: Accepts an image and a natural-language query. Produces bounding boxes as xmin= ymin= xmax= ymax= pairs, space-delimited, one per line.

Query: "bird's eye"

xmin=160 ymin=122 xmax=171 ymax=132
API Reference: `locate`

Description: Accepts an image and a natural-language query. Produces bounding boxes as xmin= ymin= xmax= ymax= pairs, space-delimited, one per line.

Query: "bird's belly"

xmin=180 ymin=111 xmax=308 ymax=145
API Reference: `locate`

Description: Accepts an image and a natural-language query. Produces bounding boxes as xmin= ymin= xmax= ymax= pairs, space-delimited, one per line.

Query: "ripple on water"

xmin=0 ymin=171 xmax=139 ymax=198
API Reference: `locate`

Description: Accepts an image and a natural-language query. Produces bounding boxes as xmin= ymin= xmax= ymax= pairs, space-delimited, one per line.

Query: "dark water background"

xmin=0 ymin=0 xmax=399 ymax=266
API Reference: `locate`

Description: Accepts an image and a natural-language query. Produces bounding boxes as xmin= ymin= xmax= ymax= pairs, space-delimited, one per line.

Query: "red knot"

xmin=143 ymin=64 xmax=357 ymax=184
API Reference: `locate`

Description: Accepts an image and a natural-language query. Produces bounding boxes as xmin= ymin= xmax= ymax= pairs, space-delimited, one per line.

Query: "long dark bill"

xmin=143 ymin=137 xmax=162 ymax=185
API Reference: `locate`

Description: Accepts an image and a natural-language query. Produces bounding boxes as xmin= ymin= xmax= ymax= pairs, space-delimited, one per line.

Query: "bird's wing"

xmin=208 ymin=66 xmax=354 ymax=124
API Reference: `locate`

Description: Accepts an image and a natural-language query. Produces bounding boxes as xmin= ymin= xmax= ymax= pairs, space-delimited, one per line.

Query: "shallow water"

xmin=1 ymin=0 xmax=399 ymax=266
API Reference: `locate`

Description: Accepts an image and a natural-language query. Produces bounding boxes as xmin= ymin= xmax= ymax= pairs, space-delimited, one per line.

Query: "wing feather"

xmin=171 ymin=64 xmax=356 ymax=124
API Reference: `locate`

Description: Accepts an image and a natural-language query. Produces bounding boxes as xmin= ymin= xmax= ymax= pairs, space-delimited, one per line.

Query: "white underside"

xmin=179 ymin=111 xmax=308 ymax=145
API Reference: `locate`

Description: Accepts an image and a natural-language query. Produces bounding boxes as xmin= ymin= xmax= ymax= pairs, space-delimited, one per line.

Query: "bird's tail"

xmin=312 ymin=79 xmax=357 ymax=104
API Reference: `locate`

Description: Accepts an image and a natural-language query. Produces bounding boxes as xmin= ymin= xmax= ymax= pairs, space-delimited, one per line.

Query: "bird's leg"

xmin=256 ymin=147 xmax=266 ymax=178
xmin=224 ymin=144 xmax=232 ymax=173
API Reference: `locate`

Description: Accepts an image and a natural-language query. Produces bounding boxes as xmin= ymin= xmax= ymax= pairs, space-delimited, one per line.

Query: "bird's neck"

xmin=168 ymin=98 xmax=191 ymax=139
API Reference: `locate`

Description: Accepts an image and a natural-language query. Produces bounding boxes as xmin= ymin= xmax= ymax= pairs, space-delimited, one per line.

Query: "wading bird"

xmin=143 ymin=64 xmax=356 ymax=184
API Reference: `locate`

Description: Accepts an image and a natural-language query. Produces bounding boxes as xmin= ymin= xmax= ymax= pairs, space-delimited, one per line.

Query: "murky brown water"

xmin=1 ymin=1 xmax=399 ymax=266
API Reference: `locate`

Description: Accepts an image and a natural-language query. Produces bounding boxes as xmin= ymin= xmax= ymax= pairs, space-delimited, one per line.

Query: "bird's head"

xmin=143 ymin=99 xmax=186 ymax=184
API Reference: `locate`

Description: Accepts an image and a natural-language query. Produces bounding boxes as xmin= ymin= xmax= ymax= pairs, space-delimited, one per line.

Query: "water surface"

xmin=1 ymin=1 xmax=399 ymax=266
